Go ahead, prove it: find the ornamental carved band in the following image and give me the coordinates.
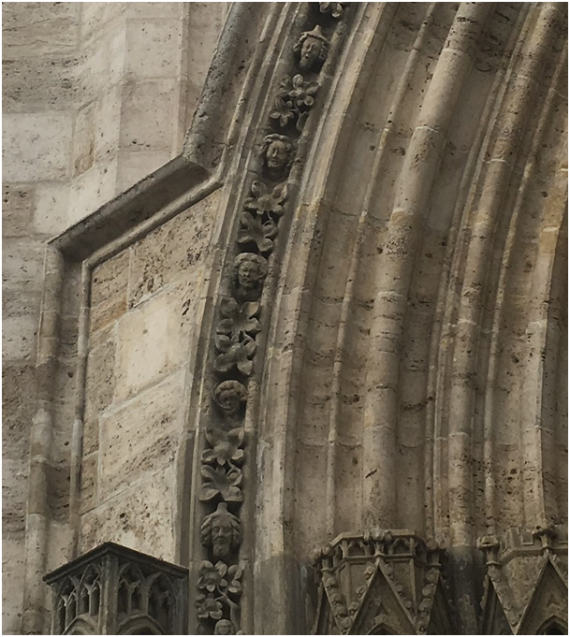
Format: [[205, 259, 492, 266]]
[[197, 4, 348, 634]]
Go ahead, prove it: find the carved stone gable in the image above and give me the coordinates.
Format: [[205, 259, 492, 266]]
[[478, 525, 568, 635], [311, 531, 455, 635], [44, 543, 188, 635]]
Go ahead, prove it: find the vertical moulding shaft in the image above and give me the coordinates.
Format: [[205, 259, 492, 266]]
[[362, 2, 492, 532], [22, 244, 65, 634]]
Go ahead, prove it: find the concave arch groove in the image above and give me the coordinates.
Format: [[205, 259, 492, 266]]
[[252, 2, 567, 633]]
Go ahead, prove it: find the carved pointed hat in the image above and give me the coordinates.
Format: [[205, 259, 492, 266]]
[[300, 24, 328, 44]]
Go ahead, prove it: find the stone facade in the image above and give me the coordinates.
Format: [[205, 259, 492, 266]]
[[2, 2, 568, 635]]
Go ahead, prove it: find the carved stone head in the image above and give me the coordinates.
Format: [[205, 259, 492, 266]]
[[213, 380, 247, 417], [201, 503, 241, 560], [233, 253, 268, 300], [261, 134, 294, 177], [294, 25, 329, 71], [214, 619, 236, 635]]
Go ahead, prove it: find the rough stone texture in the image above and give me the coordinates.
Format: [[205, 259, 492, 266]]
[[77, 190, 218, 566], [2, 2, 567, 635], [80, 468, 176, 562], [2, 3, 227, 633]]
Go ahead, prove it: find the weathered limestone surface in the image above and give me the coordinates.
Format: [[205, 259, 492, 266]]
[[78, 192, 218, 560], [2, 3, 227, 633], [2, 2, 568, 635]]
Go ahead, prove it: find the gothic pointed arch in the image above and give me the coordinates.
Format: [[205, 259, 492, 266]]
[[64, 616, 98, 636], [480, 581, 513, 635], [243, 2, 567, 633], [20, 1, 567, 634], [537, 617, 569, 635], [311, 532, 456, 635], [517, 558, 568, 635], [117, 616, 163, 635], [479, 526, 568, 634], [349, 563, 416, 635]]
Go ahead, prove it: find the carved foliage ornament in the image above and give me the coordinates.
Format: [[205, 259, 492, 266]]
[[319, 2, 346, 19], [199, 5, 349, 633], [270, 76, 320, 132]]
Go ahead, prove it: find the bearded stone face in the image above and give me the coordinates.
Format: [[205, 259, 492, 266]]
[[211, 518, 233, 558], [237, 259, 262, 289]]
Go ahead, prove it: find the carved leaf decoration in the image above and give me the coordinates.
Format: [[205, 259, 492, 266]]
[[197, 561, 228, 594], [214, 334, 256, 376], [250, 180, 267, 198], [237, 211, 278, 253], [215, 561, 228, 578], [296, 111, 309, 132], [244, 180, 288, 217], [277, 74, 293, 95], [228, 564, 243, 580], [202, 427, 245, 466], [218, 297, 261, 340], [270, 96, 297, 128], [227, 564, 244, 597], [290, 74, 319, 108], [319, 2, 345, 18], [200, 465, 243, 503], [196, 594, 224, 620]]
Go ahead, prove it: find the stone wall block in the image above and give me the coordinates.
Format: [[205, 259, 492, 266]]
[[2, 56, 82, 114], [67, 158, 118, 226], [72, 102, 96, 177], [81, 418, 99, 459], [124, 18, 184, 79], [99, 372, 184, 499], [115, 285, 193, 402], [80, 3, 127, 44], [127, 3, 183, 19], [92, 84, 123, 162], [84, 337, 116, 436], [79, 452, 98, 514], [33, 182, 70, 236], [1, 535, 26, 635], [2, 458, 29, 534], [79, 468, 174, 561], [44, 461, 71, 523], [89, 249, 129, 334], [2, 2, 80, 57], [2, 184, 34, 237], [115, 149, 172, 194], [81, 20, 127, 91], [128, 194, 216, 308], [58, 313, 79, 362], [2, 113, 73, 182], [2, 313, 39, 362], [2, 238, 45, 292], [2, 364, 37, 459], [119, 79, 178, 151]]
